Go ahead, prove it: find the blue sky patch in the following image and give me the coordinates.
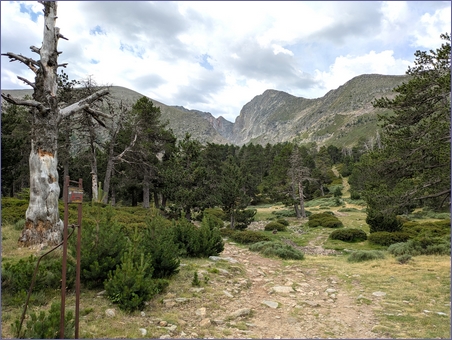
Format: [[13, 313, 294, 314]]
[[90, 25, 106, 36], [19, 3, 41, 23], [90, 59, 100, 65], [199, 54, 213, 70]]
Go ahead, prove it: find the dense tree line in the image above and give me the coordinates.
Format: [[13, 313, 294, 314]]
[[2, 92, 361, 224]]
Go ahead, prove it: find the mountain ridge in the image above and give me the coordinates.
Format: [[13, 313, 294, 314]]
[[1, 73, 409, 147]]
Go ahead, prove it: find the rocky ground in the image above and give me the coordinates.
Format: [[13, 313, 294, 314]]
[[130, 230, 389, 339]]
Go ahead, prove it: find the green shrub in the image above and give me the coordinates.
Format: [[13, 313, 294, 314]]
[[307, 213, 343, 228], [271, 209, 299, 218], [264, 221, 287, 232], [347, 250, 385, 263], [401, 220, 451, 239], [141, 214, 180, 278], [329, 228, 367, 242], [11, 302, 74, 339], [388, 237, 450, 256], [172, 218, 224, 258], [349, 191, 361, 200], [368, 231, 410, 246], [1, 198, 28, 224], [333, 186, 343, 197], [14, 219, 26, 231], [396, 254, 412, 264], [104, 251, 159, 313], [366, 209, 403, 233], [249, 241, 304, 260], [276, 219, 290, 226], [201, 208, 227, 221], [227, 230, 271, 244], [233, 209, 257, 230], [2, 254, 75, 295], [71, 208, 127, 289]]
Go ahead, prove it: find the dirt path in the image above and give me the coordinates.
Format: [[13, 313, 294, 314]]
[[162, 240, 385, 339], [210, 242, 384, 339]]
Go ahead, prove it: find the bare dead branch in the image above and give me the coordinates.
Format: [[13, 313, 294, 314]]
[[17, 76, 36, 89], [83, 107, 111, 128], [30, 46, 41, 54], [1, 52, 39, 73], [1, 93, 47, 112], [415, 189, 451, 200], [57, 33, 68, 41], [58, 88, 109, 123], [57, 63, 68, 68], [114, 133, 138, 162]]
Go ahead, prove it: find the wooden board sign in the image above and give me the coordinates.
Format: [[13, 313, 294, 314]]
[[68, 187, 84, 203]]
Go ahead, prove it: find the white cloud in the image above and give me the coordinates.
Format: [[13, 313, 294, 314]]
[[313, 50, 412, 94], [1, 1, 450, 122]]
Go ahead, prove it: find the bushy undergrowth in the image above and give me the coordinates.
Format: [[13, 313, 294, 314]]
[[72, 207, 127, 289], [401, 220, 450, 239], [388, 237, 451, 256], [367, 231, 410, 246], [366, 209, 403, 233], [1, 197, 28, 224], [2, 254, 75, 295], [271, 209, 299, 218], [307, 212, 344, 228], [11, 302, 74, 339], [276, 218, 290, 226], [347, 250, 385, 262], [220, 229, 271, 244], [172, 217, 224, 257], [198, 207, 227, 221], [104, 251, 160, 312], [234, 209, 257, 230], [264, 221, 287, 232], [249, 241, 304, 260], [329, 228, 367, 242]]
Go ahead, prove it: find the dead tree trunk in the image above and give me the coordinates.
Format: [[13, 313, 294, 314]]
[[1, 1, 109, 247]]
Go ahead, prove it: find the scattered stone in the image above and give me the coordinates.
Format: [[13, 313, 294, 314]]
[[105, 309, 115, 317], [159, 335, 171, 339], [212, 319, 225, 325], [272, 286, 293, 293], [423, 310, 431, 313], [262, 300, 279, 309], [200, 318, 211, 328], [302, 300, 321, 307], [196, 307, 207, 317], [436, 312, 448, 316], [372, 291, 386, 297], [175, 298, 189, 303], [223, 290, 234, 298], [97, 290, 106, 296], [209, 256, 238, 263], [191, 287, 205, 293], [139, 328, 147, 337], [229, 308, 252, 318], [218, 268, 231, 276], [164, 300, 176, 308], [159, 320, 168, 327], [357, 294, 366, 300], [325, 288, 337, 294], [140, 311, 146, 317], [166, 325, 177, 332]]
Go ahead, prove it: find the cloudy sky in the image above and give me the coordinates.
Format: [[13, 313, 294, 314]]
[[1, 1, 450, 122]]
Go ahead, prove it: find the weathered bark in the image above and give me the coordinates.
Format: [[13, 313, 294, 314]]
[[2, 2, 109, 246], [298, 181, 306, 218], [142, 172, 150, 208]]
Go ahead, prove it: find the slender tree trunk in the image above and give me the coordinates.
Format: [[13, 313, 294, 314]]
[[153, 192, 159, 209], [102, 151, 114, 204], [298, 181, 306, 218], [143, 171, 150, 208]]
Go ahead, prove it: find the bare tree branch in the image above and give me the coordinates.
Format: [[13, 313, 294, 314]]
[[114, 133, 138, 163], [1, 93, 47, 112], [17, 76, 36, 89], [58, 88, 109, 123], [415, 189, 451, 200], [1, 52, 39, 73], [30, 46, 41, 54], [83, 107, 111, 128]]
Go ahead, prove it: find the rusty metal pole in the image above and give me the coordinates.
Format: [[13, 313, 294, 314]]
[[60, 176, 69, 338], [75, 178, 83, 339]]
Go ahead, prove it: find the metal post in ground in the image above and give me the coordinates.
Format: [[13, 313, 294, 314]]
[[75, 178, 83, 338], [60, 175, 70, 338]]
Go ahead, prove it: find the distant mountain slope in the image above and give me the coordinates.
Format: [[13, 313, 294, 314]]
[[228, 74, 409, 146], [2, 73, 408, 147]]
